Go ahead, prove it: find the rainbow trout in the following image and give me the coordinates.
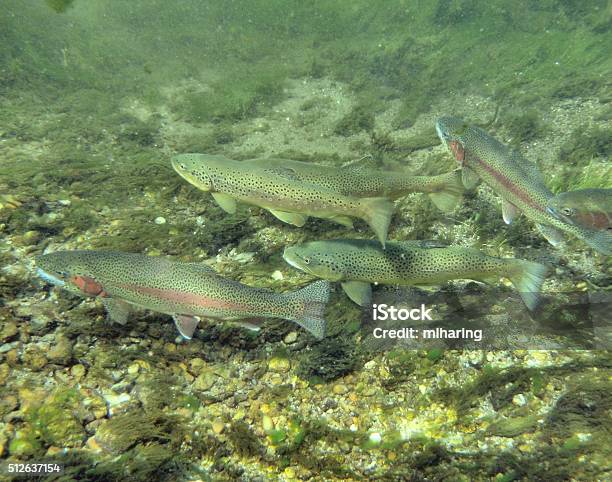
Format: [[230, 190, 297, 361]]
[[244, 157, 464, 212], [36, 250, 330, 339], [283, 239, 547, 310], [547, 188, 611, 231], [435, 117, 611, 255], [172, 154, 393, 247]]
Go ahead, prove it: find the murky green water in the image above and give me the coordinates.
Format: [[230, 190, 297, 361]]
[[0, 1, 610, 480]]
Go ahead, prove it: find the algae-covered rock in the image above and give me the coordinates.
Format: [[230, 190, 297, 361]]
[[47, 334, 74, 365]]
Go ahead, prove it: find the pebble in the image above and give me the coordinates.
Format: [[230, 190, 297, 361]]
[[154, 216, 166, 225], [193, 371, 217, 391], [262, 415, 274, 432], [512, 394, 528, 406], [283, 332, 298, 344], [127, 363, 140, 375], [70, 364, 86, 379], [212, 420, 225, 434], [332, 384, 348, 395], [272, 270, 284, 280], [268, 357, 290, 372], [22, 346, 48, 371], [0, 321, 19, 343], [47, 335, 73, 365]]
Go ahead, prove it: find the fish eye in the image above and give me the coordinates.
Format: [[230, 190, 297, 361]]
[[180, 163, 187, 170], [303, 257, 310, 264], [561, 207, 574, 216]]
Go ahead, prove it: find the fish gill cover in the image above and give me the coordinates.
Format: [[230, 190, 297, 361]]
[[0, 0, 610, 480]]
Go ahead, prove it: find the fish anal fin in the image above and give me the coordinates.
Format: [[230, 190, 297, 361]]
[[102, 298, 133, 325], [211, 192, 237, 214], [341, 281, 372, 307], [269, 209, 308, 227], [173, 314, 200, 340], [502, 199, 521, 225], [461, 167, 481, 189], [536, 224, 565, 247]]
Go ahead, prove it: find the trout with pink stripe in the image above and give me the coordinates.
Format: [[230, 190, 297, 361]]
[[435, 117, 611, 255], [36, 250, 329, 339]]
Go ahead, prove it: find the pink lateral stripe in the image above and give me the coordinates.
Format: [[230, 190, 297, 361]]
[[117, 283, 261, 313], [471, 152, 544, 213]]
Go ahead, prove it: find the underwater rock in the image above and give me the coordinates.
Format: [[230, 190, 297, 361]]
[[22, 345, 48, 371], [0, 321, 18, 343], [46, 334, 73, 365]]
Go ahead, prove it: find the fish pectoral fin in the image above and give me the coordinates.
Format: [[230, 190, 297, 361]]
[[341, 281, 372, 307], [326, 215, 354, 228], [102, 298, 133, 325], [211, 192, 237, 214], [461, 167, 481, 190], [502, 199, 521, 225], [269, 209, 308, 227], [536, 224, 565, 247], [173, 314, 200, 340]]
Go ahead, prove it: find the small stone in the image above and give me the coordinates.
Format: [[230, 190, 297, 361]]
[[22, 346, 48, 371], [211, 420, 225, 434], [333, 384, 348, 395], [0, 321, 18, 342], [154, 216, 166, 225], [0, 394, 18, 416], [512, 394, 528, 406], [0, 363, 10, 385], [268, 357, 290, 372], [70, 364, 86, 379], [86, 435, 103, 453], [272, 270, 284, 280], [47, 335, 73, 365], [283, 332, 298, 344], [189, 357, 207, 374], [193, 371, 217, 391], [127, 363, 140, 375]]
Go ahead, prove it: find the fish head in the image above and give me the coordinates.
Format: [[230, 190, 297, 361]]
[[283, 243, 346, 282], [36, 251, 108, 297], [171, 153, 226, 192], [546, 193, 577, 224], [435, 116, 470, 164]]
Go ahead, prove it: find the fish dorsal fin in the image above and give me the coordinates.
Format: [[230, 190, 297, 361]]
[[341, 281, 372, 306], [173, 314, 200, 339], [102, 298, 133, 325], [211, 192, 237, 214], [502, 199, 521, 224], [461, 167, 481, 189], [397, 240, 449, 249], [268, 209, 308, 227]]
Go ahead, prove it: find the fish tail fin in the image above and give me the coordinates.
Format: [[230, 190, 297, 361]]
[[428, 170, 464, 212], [361, 197, 394, 248], [285, 280, 330, 339], [579, 228, 612, 256], [507, 259, 548, 311]]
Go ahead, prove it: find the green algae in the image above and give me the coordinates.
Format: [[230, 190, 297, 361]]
[[11, 388, 86, 456]]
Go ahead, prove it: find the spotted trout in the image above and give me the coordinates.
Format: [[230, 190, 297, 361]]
[[36, 250, 330, 339], [435, 117, 611, 255], [244, 157, 464, 212], [172, 154, 393, 247], [547, 188, 611, 231], [283, 239, 547, 311]]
